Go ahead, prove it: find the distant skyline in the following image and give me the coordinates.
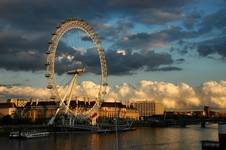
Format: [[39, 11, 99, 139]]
[[0, 0, 226, 109]]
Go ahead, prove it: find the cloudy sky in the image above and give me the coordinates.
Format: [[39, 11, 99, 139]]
[[0, 0, 226, 108]]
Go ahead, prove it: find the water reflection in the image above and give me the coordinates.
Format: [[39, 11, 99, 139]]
[[0, 124, 218, 150]]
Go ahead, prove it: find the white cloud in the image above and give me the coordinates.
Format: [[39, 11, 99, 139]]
[[116, 49, 126, 56], [199, 81, 226, 108], [0, 80, 226, 109]]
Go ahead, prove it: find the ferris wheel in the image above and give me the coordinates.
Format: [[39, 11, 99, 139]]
[[45, 18, 108, 125]]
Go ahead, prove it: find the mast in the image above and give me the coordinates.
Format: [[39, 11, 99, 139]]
[[114, 99, 119, 150]]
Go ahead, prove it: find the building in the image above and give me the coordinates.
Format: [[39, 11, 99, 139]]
[[23, 101, 58, 122], [132, 101, 164, 118], [21, 100, 139, 122], [0, 103, 17, 117], [7, 98, 29, 107], [99, 102, 139, 120]]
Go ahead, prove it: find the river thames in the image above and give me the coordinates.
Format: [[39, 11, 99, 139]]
[[0, 124, 218, 150]]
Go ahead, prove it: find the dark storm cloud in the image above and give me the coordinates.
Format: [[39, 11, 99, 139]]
[[197, 36, 226, 58], [0, 0, 104, 32], [55, 48, 180, 75], [192, 7, 226, 58], [2, 29, 179, 75], [183, 10, 201, 29], [60, 50, 178, 75], [0, 29, 49, 53], [93, 20, 134, 42], [148, 66, 182, 71], [198, 8, 226, 34], [1, 0, 225, 74], [106, 50, 177, 75], [0, 0, 191, 74], [105, 49, 179, 75], [0, 0, 192, 32], [0, 29, 49, 71], [0, 51, 45, 71], [170, 40, 196, 55], [114, 27, 196, 50], [170, 7, 226, 58], [176, 58, 185, 63], [0, 30, 79, 72], [107, 0, 192, 24]]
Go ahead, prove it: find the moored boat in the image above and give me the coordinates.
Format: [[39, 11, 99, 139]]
[[97, 127, 136, 134], [9, 130, 49, 139], [9, 131, 20, 139]]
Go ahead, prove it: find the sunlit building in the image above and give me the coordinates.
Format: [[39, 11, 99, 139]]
[[132, 101, 164, 118], [21, 100, 139, 122], [0, 103, 17, 117], [99, 102, 139, 120], [23, 101, 58, 122], [7, 98, 29, 107]]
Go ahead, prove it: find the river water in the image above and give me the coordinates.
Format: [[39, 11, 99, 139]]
[[0, 124, 218, 150]]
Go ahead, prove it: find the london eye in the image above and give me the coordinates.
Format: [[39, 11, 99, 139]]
[[45, 18, 108, 125]]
